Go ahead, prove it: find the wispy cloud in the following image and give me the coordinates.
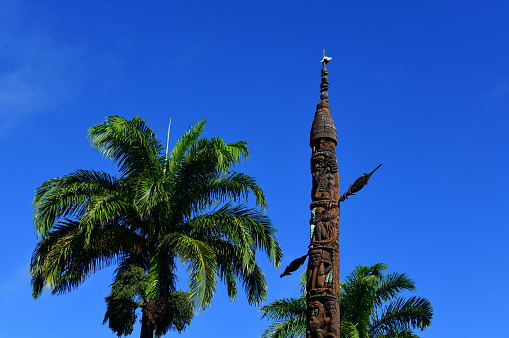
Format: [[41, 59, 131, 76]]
[[0, 0, 88, 135]]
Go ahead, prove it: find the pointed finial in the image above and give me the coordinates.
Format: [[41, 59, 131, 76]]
[[320, 50, 332, 102], [321, 50, 332, 67]]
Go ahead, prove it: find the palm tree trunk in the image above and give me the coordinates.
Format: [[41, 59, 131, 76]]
[[141, 251, 158, 338], [140, 311, 154, 338]]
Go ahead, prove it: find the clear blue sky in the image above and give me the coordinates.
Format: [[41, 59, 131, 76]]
[[1, 0, 508, 337]]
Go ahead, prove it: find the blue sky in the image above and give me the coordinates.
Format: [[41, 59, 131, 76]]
[[1, 0, 508, 337]]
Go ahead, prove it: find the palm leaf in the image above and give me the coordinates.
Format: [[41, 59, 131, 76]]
[[198, 172, 267, 211], [167, 291, 194, 332], [261, 318, 306, 338], [88, 115, 163, 177], [240, 263, 268, 306], [340, 320, 360, 338], [32, 170, 121, 239], [165, 233, 218, 312], [260, 296, 306, 322], [166, 119, 206, 176], [31, 219, 146, 297], [188, 204, 282, 268], [375, 272, 416, 307], [373, 328, 420, 338], [369, 296, 433, 337]]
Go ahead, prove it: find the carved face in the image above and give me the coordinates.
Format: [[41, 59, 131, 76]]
[[311, 156, 325, 173], [308, 300, 322, 320], [312, 150, 338, 173], [309, 252, 321, 265], [325, 301, 336, 313], [314, 207, 325, 221], [325, 174, 334, 187]]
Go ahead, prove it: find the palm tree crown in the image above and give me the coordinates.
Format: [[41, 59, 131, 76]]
[[31, 116, 282, 337], [260, 263, 432, 338]]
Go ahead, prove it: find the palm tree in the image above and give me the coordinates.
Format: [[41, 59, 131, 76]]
[[31, 116, 282, 338], [260, 263, 432, 338]]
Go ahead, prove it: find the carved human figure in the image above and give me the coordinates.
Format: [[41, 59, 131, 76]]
[[307, 300, 325, 338], [307, 250, 333, 295], [316, 254, 333, 290], [323, 173, 335, 200], [322, 301, 338, 338], [311, 155, 325, 198], [311, 208, 339, 245], [307, 251, 321, 291], [315, 220, 328, 241], [311, 151, 334, 194], [312, 165, 337, 201], [312, 207, 328, 242]]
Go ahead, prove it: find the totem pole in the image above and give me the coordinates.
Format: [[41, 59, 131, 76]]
[[306, 52, 340, 338], [279, 52, 381, 338]]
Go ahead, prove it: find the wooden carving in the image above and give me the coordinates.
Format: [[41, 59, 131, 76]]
[[306, 97, 340, 338]]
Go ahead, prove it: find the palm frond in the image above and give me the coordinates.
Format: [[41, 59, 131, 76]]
[[155, 253, 178, 298], [188, 204, 282, 268], [375, 272, 416, 307], [355, 263, 388, 281], [299, 270, 307, 295], [340, 320, 360, 338], [204, 239, 241, 302], [133, 168, 168, 219], [82, 192, 131, 242], [167, 291, 194, 332], [166, 119, 206, 176], [165, 233, 218, 312], [369, 296, 433, 337], [113, 252, 150, 280], [31, 219, 146, 298], [225, 141, 250, 163], [146, 253, 162, 299], [241, 263, 268, 306], [88, 115, 163, 177], [32, 170, 120, 239], [200, 235, 271, 306], [373, 328, 420, 338], [187, 137, 249, 173], [103, 265, 147, 337], [260, 296, 306, 322], [197, 172, 267, 211], [261, 317, 306, 338], [168, 137, 258, 220], [341, 264, 383, 328]]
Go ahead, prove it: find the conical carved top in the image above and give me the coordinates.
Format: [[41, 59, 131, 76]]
[[310, 52, 337, 146]]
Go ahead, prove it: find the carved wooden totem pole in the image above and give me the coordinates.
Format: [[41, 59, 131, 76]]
[[279, 52, 380, 337], [306, 53, 340, 338]]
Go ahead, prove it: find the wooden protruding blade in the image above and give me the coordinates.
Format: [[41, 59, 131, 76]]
[[280, 254, 308, 278], [339, 164, 382, 202]]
